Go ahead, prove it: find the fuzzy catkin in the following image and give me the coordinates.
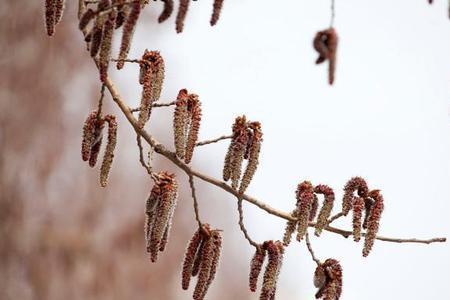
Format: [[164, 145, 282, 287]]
[[260, 241, 283, 300], [239, 122, 262, 194], [158, 0, 174, 23], [79, 8, 96, 31], [117, 0, 141, 69], [249, 246, 267, 292], [181, 227, 204, 289], [81, 111, 99, 161], [352, 196, 364, 242], [176, 0, 190, 33], [45, 0, 56, 36], [229, 116, 249, 190], [184, 94, 202, 164], [145, 184, 161, 252], [54, 0, 65, 24], [342, 177, 369, 216], [193, 232, 215, 300], [295, 181, 315, 241], [199, 230, 222, 300], [88, 117, 105, 167], [99, 9, 117, 82], [363, 190, 384, 257], [90, 0, 111, 58], [174, 89, 189, 159], [314, 185, 335, 236], [315, 259, 343, 300], [99, 115, 117, 187], [313, 28, 339, 85], [210, 0, 224, 26]]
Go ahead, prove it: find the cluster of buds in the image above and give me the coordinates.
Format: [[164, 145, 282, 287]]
[[176, 0, 226, 33], [223, 116, 263, 194], [173, 89, 202, 164], [314, 258, 343, 300], [248, 240, 284, 300], [81, 110, 118, 187], [342, 177, 384, 256], [145, 172, 178, 262], [283, 181, 335, 245], [313, 27, 338, 85], [138, 50, 165, 129], [44, 0, 65, 36], [181, 224, 223, 300]]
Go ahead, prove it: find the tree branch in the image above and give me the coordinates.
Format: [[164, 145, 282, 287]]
[[196, 134, 232, 147]]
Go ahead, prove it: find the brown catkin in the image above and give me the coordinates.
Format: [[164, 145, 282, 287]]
[[115, 4, 130, 29], [295, 181, 314, 241], [148, 173, 178, 262], [176, 0, 190, 33], [362, 190, 384, 257], [145, 183, 161, 252], [159, 0, 174, 23], [342, 177, 369, 216], [193, 232, 215, 300], [352, 196, 364, 242], [210, 0, 224, 26], [222, 143, 234, 181], [78, 0, 87, 19], [54, 0, 65, 24], [99, 9, 117, 83], [249, 246, 267, 292], [184, 94, 202, 164], [199, 230, 222, 300], [99, 115, 117, 187], [45, 0, 56, 36], [239, 122, 262, 194], [81, 111, 99, 162], [282, 210, 297, 246], [79, 8, 96, 31], [117, 0, 141, 69], [191, 237, 205, 277], [230, 116, 249, 190], [90, 0, 111, 58], [314, 185, 335, 236], [260, 241, 283, 300], [182, 228, 203, 289], [88, 117, 105, 167], [315, 258, 343, 300], [309, 194, 319, 222], [313, 28, 339, 85], [174, 89, 189, 159]]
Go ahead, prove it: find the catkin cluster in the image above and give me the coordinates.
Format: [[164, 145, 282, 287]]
[[181, 225, 223, 300], [176, 0, 225, 33], [145, 172, 178, 262], [223, 116, 263, 193], [313, 27, 338, 85], [173, 89, 202, 164], [248, 241, 284, 300], [81, 111, 118, 187], [44, 0, 66, 36], [283, 181, 335, 245], [138, 50, 165, 129], [314, 258, 343, 300]]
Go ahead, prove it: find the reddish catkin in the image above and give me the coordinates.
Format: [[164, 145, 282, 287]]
[[239, 122, 262, 194], [296, 181, 315, 241], [352, 196, 364, 242], [318, 258, 343, 300], [313, 28, 339, 85], [174, 89, 189, 159], [309, 194, 319, 222], [191, 237, 205, 277], [342, 177, 369, 216], [117, 0, 141, 69], [363, 190, 384, 257], [90, 0, 111, 58], [282, 210, 298, 246], [249, 245, 267, 292], [158, 0, 174, 23], [314, 185, 335, 236], [231, 116, 249, 190], [260, 241, 284, 300], [182, 229, 207, 290], [81, 111, 99, 161], [99, 115, 117, 187], [362, 197, 375, 230], [54, 0, 65, 24], [145, 183, 161, 252], [184, 94, 202, 164], [99, 9, 117, 83], [176, 0, 190, 33], [88, 117, 106, 167], [193, 232, 216, 300], [115, 3, 130, 29], [199, 230, 222, 300], [210, 0, 224, 26], [44, 0, 56, 36], [148, 173, 178, 262], [79, 8, 96, 31]]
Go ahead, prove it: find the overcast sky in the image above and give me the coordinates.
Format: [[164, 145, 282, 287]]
[[109, 0, 450, 299]]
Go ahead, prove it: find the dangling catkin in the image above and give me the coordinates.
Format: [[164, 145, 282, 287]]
[[184, 94, 202, 164], [313, 28, 339, 85], [88, 116, 105, 167], [239, 122, 262, 194], [79, 8, 96, 31], [295, 181, 314, 241], [174, 89, 189, 159], [352, 196, 364, 242], [90, 0, 111, 58], [176, 0, 190, 33], [198, 230, 222, 300], [314, 259, 343, 300], [314, 184, 335, 236], [159, 0, 174, 23], [210, 0, 224, 26], [342, 177, 368, 216], [249, 245, 267, 292], [362, 190, 384, 257], [260, 241, 284, 300], [99, 8, 117, 82], [44, 0, 56, 36], [81, 111, 99, 162], [54, 0, 65, 24], [99, 115, 117, 187], [117, 0, 141, 69]]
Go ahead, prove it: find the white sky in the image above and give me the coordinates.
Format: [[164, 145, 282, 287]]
[[109, 0, 450, 299]]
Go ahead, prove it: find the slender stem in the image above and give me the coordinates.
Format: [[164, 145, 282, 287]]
[[130, 101, 176, 112], [305, 232, 321, 266], [237, 197, 259, 248], [111, 58, 141, 64], [100, 57, 446, 247], [136, 134, 159, 181], [196, 134, 233, 147], [326, 212, 344, 226], [188, 174, 203, 228]]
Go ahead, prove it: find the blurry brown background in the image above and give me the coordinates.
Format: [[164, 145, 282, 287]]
[[0, 2, 252, 299]]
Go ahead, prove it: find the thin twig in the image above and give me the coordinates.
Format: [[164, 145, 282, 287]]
[[136, 134, 158, 181], [305, 232, 321, 266], [111, 58, 141, 64], [237, 197, 259, 248], [101, 66, 447, 246], [326, 212, 344, 226], [188, 174, 203, 228], [196, 134, 233, 147], [130, 101, 176, 112]]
